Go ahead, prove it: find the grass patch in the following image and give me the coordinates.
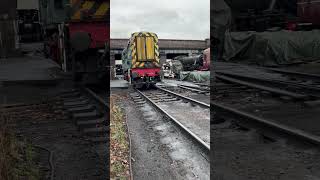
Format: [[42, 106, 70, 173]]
[[0, 112, 40, 180], [110, 96, 130, 179]]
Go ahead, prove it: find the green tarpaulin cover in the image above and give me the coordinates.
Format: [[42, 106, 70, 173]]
[[180, 71, 210, 82], [223, 30, 320, 66]]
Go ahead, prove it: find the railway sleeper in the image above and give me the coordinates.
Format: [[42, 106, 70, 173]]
[[83, 126, 109, 137], [59, 92, 81, 99], [62, 96, 88, 103], [66, 104, 96, 114], [72, 110, 103, 121], [77, 118, 106, 130], [64, 99, 90, 108]]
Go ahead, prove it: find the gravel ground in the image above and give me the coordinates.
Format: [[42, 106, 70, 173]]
[[114, 89, 209, 179], [158, 101, 210, 145], [8, 108, 107, 179], [1, 82, 108, 179]]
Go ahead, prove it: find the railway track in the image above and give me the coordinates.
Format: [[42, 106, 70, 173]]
[[212, 101, 320, 146], [176, 84, 210, 94], [216, 70, 320, 100], [265, 67, 320, 85], [132, 86, 210, 151], [60, 87, 108, 143], [213, 66, 320, 147], [213, 63, 320, 178]]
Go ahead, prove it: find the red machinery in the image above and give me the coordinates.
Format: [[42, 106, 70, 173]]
[[200, 48, 210, 71], [65, 0, 109, 84], [297, 0, 320, 25]]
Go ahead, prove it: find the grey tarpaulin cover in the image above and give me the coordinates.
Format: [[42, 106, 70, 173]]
[[180, 71, 210, 82], [223, 30, 320, 66]]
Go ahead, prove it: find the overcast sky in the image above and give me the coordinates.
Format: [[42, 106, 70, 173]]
[[111, 0, 210, 40]]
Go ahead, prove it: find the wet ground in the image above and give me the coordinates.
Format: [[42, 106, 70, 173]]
[[112, 89, 210, 179], [158, 99, 210, 145]]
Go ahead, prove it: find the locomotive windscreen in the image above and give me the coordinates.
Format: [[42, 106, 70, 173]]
[[136, 36, 156, 61]]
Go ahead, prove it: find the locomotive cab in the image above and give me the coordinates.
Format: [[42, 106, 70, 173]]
[[122, 32, 161, 88]]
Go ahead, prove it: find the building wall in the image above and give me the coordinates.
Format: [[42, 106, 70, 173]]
[[110, 38, 209, 74], [17, 0, 39, 10], [111, 38, 209, 50], [40, 0, 69, 26]]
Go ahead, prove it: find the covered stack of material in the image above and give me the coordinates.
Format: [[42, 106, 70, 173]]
[[223, 30, 320, 66], [0, 1, 18, 58], [212, 0, 232, 60], [171, 60, 183, 77], [180, 71, 210, 83]]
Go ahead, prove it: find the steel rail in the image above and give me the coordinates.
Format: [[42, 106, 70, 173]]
[[212, 101, 320, 146], [215, 74, 309, 100], [81, 87, 109, 111], [156, 85, 210, 108], [135, 88, 210, 151], [265, 68, 320, 82], [177, 84, 209, 94], [194, 83, 210, 87], [217, 71, 320, 97]]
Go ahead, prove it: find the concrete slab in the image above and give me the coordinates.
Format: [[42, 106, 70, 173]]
[[110, 80, 128, 89], [0, 55, 65, 84]]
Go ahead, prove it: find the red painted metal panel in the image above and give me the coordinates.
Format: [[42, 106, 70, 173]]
[[132, 68, 161, 77], [69, 21, 109, 48], [297, 0, 320, 25], [199, 48, 210, 71]]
